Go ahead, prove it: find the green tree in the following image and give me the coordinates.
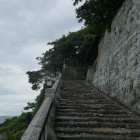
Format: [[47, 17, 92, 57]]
[[24, 102, 35, 111], [33, 88, 45, 115], [39, 27, 94, 71], [26, 70, 44, 90], [73, 0, 125, 36], [27, 27, 94, 90], [0, 112, 32, 140], [0, 88, 46, 140]]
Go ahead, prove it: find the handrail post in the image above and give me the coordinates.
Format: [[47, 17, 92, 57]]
[[44, 77, 61, 140], [44, 102, 57, 140]]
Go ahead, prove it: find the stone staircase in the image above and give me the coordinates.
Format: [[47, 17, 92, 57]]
[[54, 81, 140, 140]]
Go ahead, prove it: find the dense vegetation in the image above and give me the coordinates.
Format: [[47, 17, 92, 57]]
[[0, 0, 125, 139], [0, 89, 46, 140], [74, 0, 125, 36], [27, 26, 95, 90]]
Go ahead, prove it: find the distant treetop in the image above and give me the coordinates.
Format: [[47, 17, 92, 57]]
[[73, 0, 125, 36]]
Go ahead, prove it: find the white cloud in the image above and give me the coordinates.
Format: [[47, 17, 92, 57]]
[[0, 0, 84, 116], [0, 69, 39, 115]]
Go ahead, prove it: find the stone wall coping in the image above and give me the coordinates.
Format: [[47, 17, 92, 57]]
[[21, 76, 61, 140], [45, 76, 61, 97], [52, 80, 59, 91], [20, 97, 53, 140]]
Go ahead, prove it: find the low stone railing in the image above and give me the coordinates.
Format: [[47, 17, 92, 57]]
[[63, 59, 84, 68], [20, 76, 61, 140]]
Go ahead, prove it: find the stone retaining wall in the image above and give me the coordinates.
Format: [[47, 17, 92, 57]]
[[91, 0, 140, 113]]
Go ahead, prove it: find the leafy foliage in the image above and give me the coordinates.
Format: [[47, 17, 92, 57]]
[[26, 70, 52, 90], [74, 0, 125, 36], [32, 89, 45, 115], [0, 112, 32, 140], [40, 28, 89, 71], [24, 102, 35, 111], [0, 89, 46, 140], [26, 70, 44, 90], [27, 27, 95, 90]]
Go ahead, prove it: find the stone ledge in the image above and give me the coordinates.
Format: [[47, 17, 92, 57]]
[[20, 97, 53, 140]]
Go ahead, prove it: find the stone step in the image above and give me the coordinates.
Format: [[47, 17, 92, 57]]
[[59, 99, 69, 101], [60, 97, 107, 100], [60, 97, 106, 100], [61, 93, 92, 95], [61, 91, 92, 93], [59, 101, 114, 104], [58, 105, 121, 110], [59, 104, 118, 108], [59, 102, 120, 107], [57, 133, 138, 140], [59, 101, 115, 104], [59, 99, 114, 103], [60, 93, 102, 96], [56, 116, 140, 123], [56, 109, 130, 115], [55, 127, 140, 137], [60, 95, 106, 99], [55, 112, 136, 118], [55, 81, 140, 140], [54, 121, 140, 129]]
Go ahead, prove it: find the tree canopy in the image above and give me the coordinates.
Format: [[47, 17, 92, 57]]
[[39, 27, 94, 69], [27, 27, 95, 90], [0, 89, 46, 140], [74, 0, 125, 36]]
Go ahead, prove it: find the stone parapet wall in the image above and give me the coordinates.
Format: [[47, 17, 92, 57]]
[[62, 67, 85, 81], [91, 0, 140, 113]]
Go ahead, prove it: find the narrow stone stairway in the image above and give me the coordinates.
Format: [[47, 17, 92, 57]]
[[54, 81, 140, 140]]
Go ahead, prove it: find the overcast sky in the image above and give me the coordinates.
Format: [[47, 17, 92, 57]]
[[0, 0, 84, 116]]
